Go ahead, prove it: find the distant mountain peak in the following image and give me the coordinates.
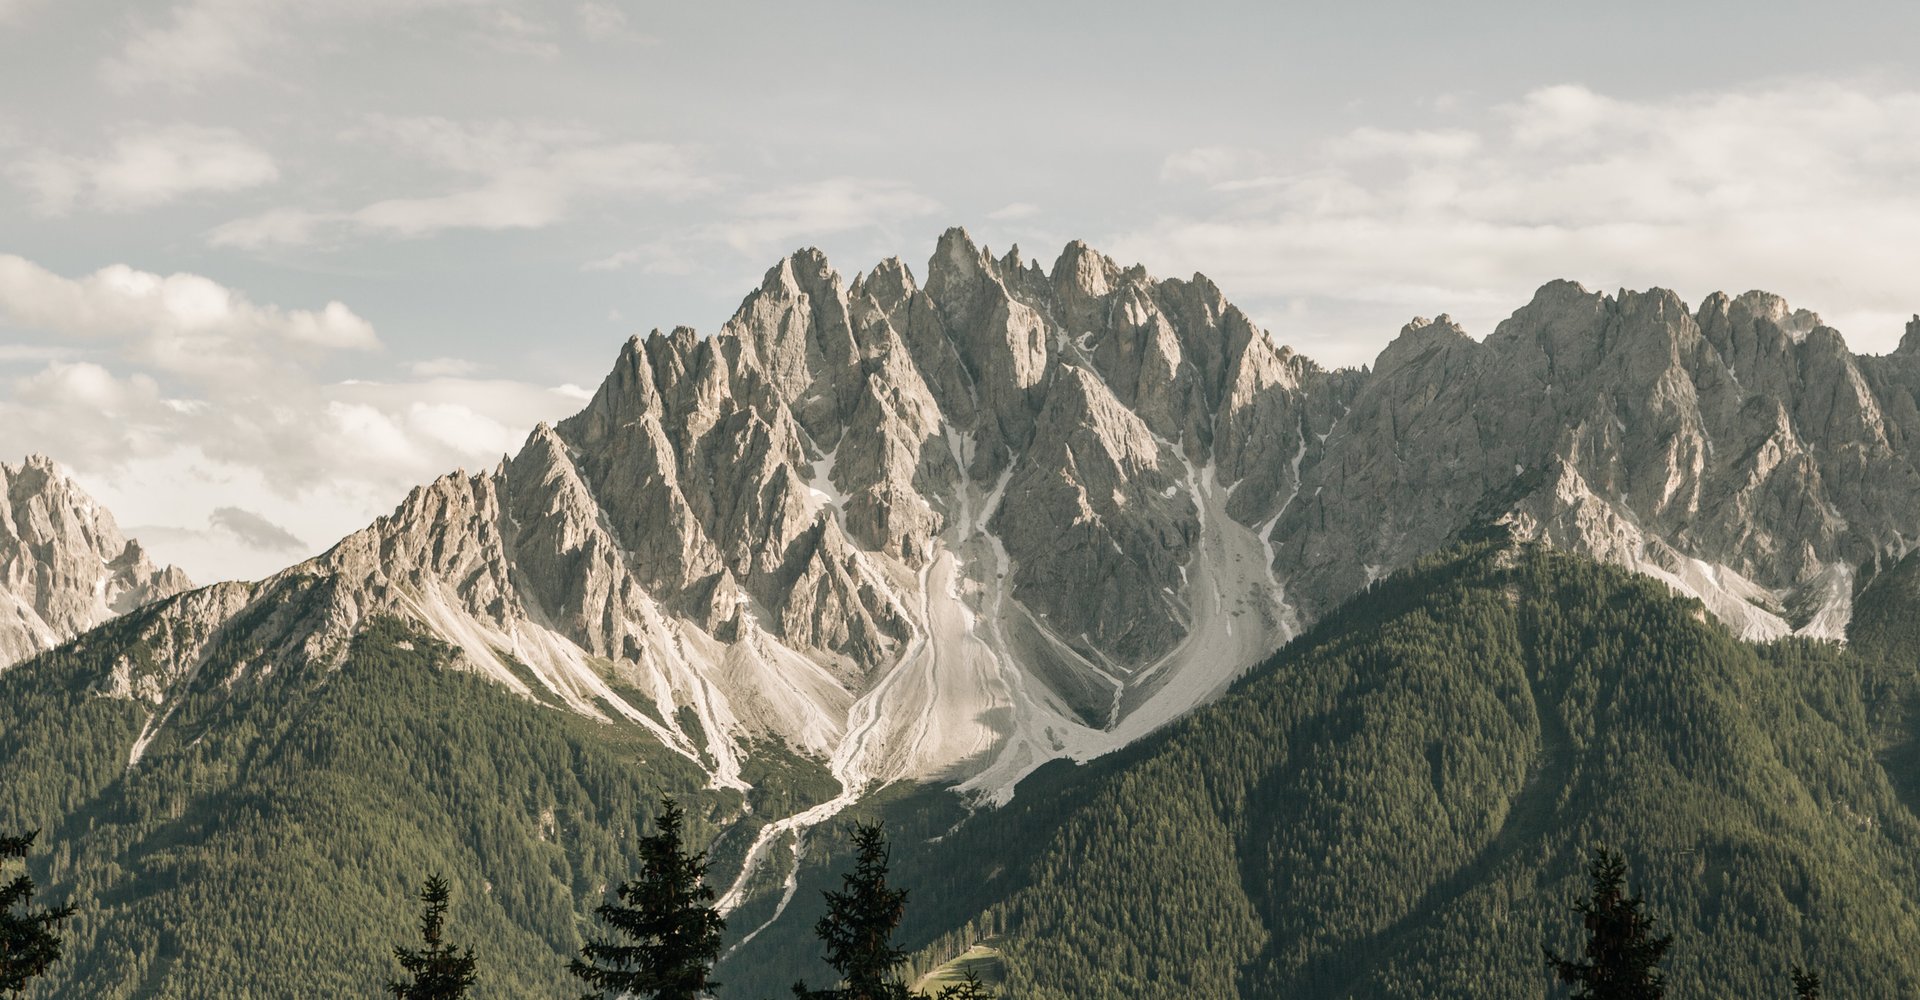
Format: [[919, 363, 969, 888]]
[[29, 231, 1920, 810], [0, 455, 192, 667]]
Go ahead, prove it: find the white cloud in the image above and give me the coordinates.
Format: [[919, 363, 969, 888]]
[[584, 177, 940, 273], [408, 356, 481, 377], [0, 327, 591, 584], [208, 505, 306, 552], [576, 1, 624, 34], [721, 178, 940, 254], [0, 255, 376, 381], [477, 9, 558, 58], [10, 125, 278, 214], [100, 0, 513, 92], [103, 0, 276, 92], [988, 201, 1040, 221], [1125, 81, 1920, 366], [211, 117, 710, 246]]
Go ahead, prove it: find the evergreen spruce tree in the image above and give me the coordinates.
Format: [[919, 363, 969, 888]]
[[1, 830, 74, 995], [385, 874, 477, 1000], [933, 968, 1002, 999], [570, 797, 725, 1000], [793, 822, 913, 1000], [1791, 966, 1821, 999], [1543, 848, 1672, 1000]]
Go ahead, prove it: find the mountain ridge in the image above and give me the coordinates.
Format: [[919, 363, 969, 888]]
[[19, 226, 1920, 824]]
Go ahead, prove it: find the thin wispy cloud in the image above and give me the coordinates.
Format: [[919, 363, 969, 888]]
[[208, 505, 306, 552], [210, 117, 711, 247], [589, 177, 942, 273], [9, 124, 278, 214]]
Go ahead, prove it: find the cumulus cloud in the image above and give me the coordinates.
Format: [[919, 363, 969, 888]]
[[0, 255, 377, 381], [0, 254, 591, 582], [1119, 81, 1920, 366], [0, 361, 590, 583], [211, 117, 710, 247], [9, 124, 278, 214]]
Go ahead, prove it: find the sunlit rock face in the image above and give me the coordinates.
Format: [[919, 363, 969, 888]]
[[0, 455, 191, 668], [41, 231, 1920, 805]]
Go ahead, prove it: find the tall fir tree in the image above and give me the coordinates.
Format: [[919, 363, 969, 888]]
[[1791, 966, 1821, 999], [570, 797, 725, 1000], [385, 874, 477, 1000], [1, 830, 74, 996], [794, 822, 913, 1000], [1543, 847, 1672, 1000]]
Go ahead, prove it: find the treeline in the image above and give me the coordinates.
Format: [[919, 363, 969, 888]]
[[783, 541, 1920, 998], [4, 810, 1843, 998], [12, 543, 1920, 996], [2, 802, 998, 999]]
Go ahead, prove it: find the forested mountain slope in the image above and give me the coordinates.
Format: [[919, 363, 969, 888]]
[[726, 540, 1920, 998], [0, 603, 831, 998], [10, 537, 1920, 996]]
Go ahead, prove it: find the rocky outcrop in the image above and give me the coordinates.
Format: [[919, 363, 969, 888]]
[[0, 455, 191, 667], [39, 229, 1920, 810], [1268, 283, 1920, 640]]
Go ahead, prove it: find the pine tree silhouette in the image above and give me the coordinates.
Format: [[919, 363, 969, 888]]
[[1, 830, 74, 995], [386, 874, 477, 1000], [794, 822, 914, 1000], [1791, 966, 1821, 999], [570, 797, 725, 1000], [1543, 847, 1672, 1000]]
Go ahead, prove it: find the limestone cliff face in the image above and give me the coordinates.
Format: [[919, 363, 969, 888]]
[[0, 456, 191, 667], [1269, 284, 1920, 640], [42, 231, 1920, 805]]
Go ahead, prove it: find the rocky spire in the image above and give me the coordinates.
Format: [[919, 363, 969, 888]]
[[0, 455, 192, 668]]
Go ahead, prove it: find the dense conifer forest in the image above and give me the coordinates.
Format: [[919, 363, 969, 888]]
[[9, 541, 1920, 996], [727, 542, 1920, 998]]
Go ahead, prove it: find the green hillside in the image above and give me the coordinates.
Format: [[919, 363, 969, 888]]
[[12, 541, 1920, 997], [0, 606, 805, 998], [728, 541, 1920, 998]]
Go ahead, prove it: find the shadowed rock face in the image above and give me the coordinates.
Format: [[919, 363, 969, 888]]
[[1273, 285, 1920, 639], [36, 230, 1920, 801], [0, 455, 192, 667]]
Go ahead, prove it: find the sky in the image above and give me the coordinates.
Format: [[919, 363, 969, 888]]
[[4, 0, 1920, 583]]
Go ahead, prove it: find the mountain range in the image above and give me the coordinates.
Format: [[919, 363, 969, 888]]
[[7, 228, 1920, 996]]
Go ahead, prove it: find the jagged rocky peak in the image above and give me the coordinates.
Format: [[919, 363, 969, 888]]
[[42, 230, 1920, 810], [0, 455, 192, 667], [1271, 277, 1920, 640]]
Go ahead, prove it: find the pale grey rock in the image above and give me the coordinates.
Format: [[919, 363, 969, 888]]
[[35, 230, 1920, 812], [0, 455, 191, 667]]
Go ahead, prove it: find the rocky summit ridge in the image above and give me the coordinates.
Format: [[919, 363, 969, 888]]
[[39, 230, 1920, 821], [0, 455, 192, 667]]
